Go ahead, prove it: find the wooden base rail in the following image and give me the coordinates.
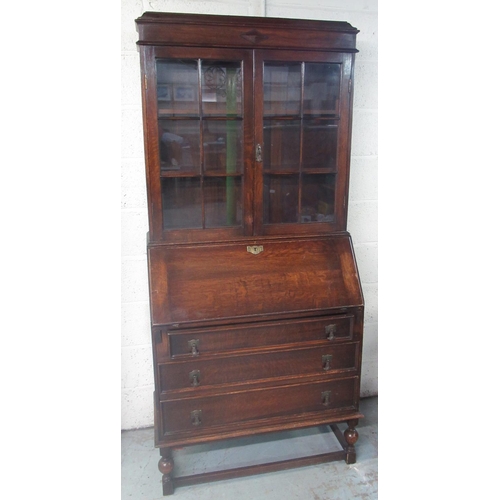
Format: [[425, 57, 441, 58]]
[[159, 421, 360, 495]]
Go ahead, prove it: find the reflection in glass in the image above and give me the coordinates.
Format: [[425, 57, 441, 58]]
[[264, 175, 299, 224], [303, 120, 338, 170], [264, 63, 301, 116], [301, 174, 336, 223], [205, 177, 242, 227], [158, 120, 200, 172], [202, 61, 242, 116], [264, 120, 300, 171], [162, 177, 202, 229], [304, 63, 341, 116], [203, 120, 243, 173], [156, 60, 199, 116]]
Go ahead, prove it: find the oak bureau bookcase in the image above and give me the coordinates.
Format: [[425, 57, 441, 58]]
[[135, 11, 364, 495]]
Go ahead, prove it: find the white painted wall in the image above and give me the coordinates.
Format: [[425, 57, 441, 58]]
[[121, 0, 378, 429]]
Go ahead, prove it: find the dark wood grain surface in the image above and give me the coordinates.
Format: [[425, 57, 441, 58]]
[[161, 376, 358, 434], [136, 11, 363, 494], [166, 314, 356, 358], [149, 235, 362, 325]]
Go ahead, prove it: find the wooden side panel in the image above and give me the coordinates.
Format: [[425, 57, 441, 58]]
[[148, 236, 363, 325]]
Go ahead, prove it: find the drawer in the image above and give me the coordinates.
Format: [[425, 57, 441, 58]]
[[167, 315, 355, 358], [160, 377, 357, 434], [159, 342, 358, 393]]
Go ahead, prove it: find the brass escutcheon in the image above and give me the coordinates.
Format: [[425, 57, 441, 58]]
[[247, 245, 264, 255]]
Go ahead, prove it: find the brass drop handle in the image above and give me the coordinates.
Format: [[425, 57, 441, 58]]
[[322, 354, 332, 371], [190, 409, 202, 426], [322, 390, 332, 406], [189, 370, 201, 387], [325, 324, 337, 341], [188, 339, 199, 356]]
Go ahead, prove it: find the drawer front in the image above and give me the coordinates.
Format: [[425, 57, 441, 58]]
[[161, 377, 357, 434], [159, 342, 358, 393], [168, 315, 355, 358]]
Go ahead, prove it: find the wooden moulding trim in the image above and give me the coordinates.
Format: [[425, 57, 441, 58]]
[[147, 230, 352, 248], [157, 409, 364, 448], [166, 312, 356, 336], [136, 16, 358, 52], [151, 306, 364, 330], [156, 305, 363, 331], [137, 41, 359, 54], [136, 12, 360, 34]]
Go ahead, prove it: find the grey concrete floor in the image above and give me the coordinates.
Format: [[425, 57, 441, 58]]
[[122, 396, 377, 499]]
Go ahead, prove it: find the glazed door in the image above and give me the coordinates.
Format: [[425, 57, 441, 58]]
[[141, 46, 254, 242], [253, 51, 353, 236], [141, 46, 353, 242]]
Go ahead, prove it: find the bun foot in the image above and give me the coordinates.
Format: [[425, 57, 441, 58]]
[[344, 419, 359, 464], [159, 448, 174, 495]]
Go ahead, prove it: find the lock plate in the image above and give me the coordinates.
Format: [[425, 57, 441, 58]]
[[247, 245, 264, 255], [256, 143, 263, 162]]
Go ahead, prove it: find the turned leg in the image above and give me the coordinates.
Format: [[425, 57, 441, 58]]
[[344, 419, 359, 464], [158, 448, 174, 495]]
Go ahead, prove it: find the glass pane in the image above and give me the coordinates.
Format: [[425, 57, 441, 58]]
[[158, 120, 200, 173], [303, 63, 341, 116], [264, 63, 301, 116], [202, 61, 242, 117], [301, 174, 336, 223], [205, 177, 242, 227], [156, 60, 199, 116], [203, 120, 243, 173], [264, 120, 300, 171], [263, 175, 299, 224], [162, 177, 202, 229], [302, 120, 338, 170]]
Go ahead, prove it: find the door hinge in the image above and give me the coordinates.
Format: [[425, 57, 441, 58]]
[[144, 75, 148, 90], [348, 79, 352, 93]]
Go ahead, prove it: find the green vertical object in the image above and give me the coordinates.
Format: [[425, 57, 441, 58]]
[[226, 67, 237, 225]]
